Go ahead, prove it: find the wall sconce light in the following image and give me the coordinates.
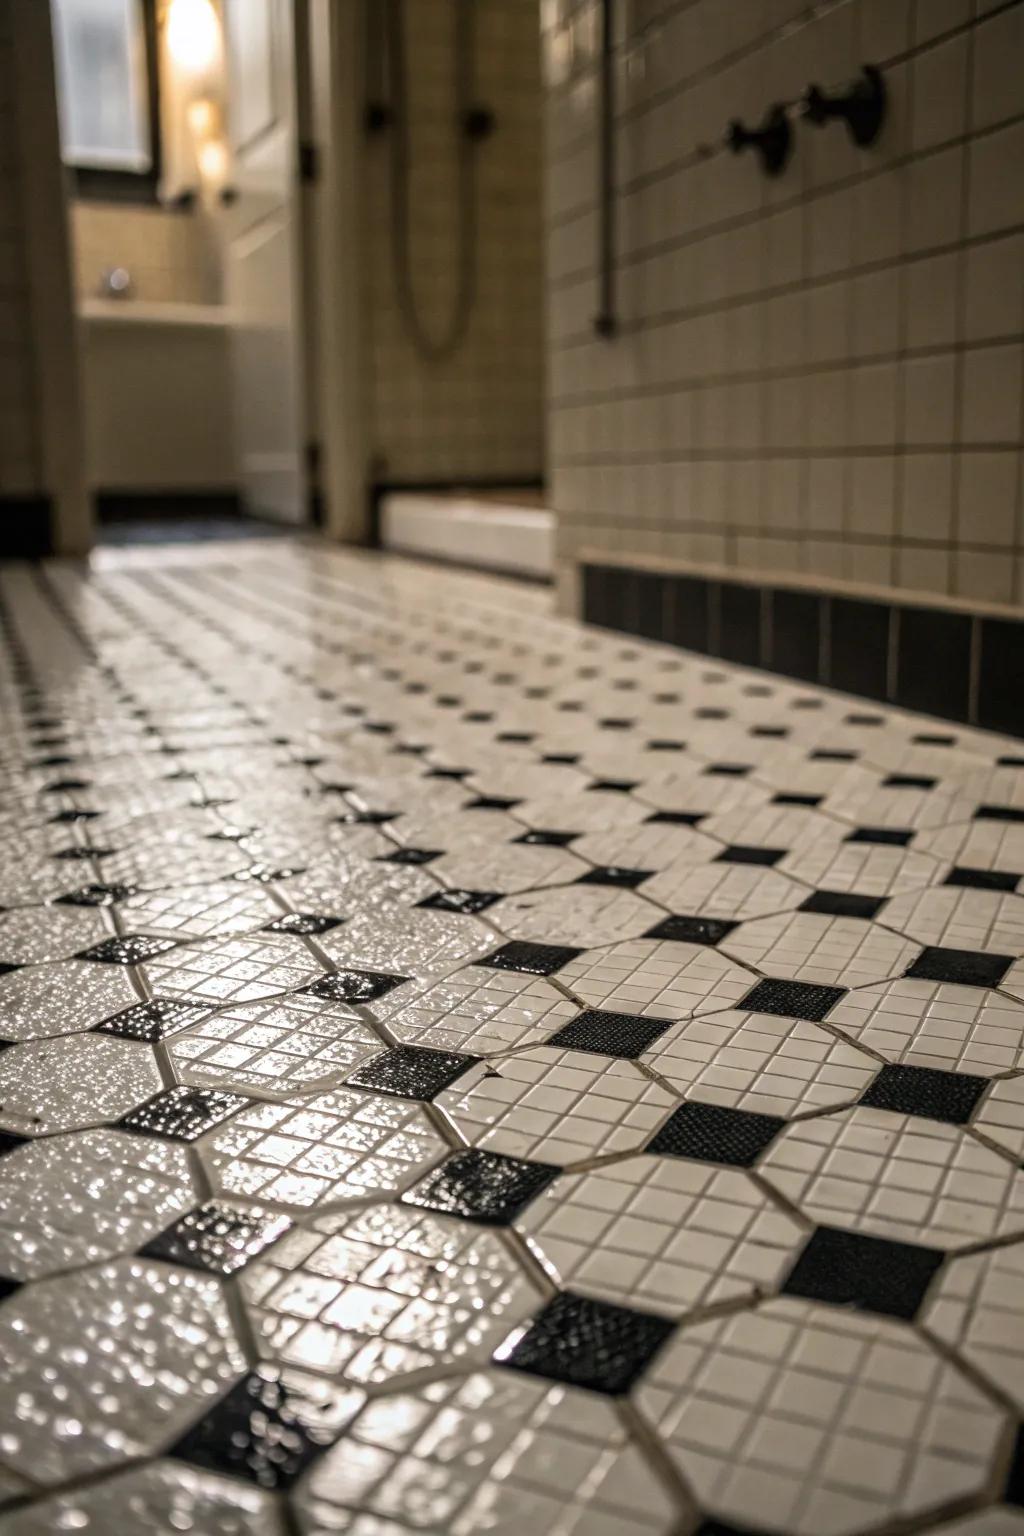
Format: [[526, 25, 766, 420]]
[[166, 0, 221, 74]]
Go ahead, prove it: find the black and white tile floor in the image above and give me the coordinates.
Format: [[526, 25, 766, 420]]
[[0, 541, 1023, 1535]]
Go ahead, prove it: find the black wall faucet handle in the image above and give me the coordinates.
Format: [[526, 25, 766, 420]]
[[802, 64, 886, 146], [726, 104, 792, 176]]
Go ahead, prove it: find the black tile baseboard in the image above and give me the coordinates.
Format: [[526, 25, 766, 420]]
[[582, 561, 1024, 739], [0, 496, 53, 558]]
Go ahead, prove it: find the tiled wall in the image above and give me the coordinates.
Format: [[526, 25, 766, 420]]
[[0, 0, 37, 497], [545, 0, 1024, 611], [363, 0, 544, 486], [70, 202, 222, 306]]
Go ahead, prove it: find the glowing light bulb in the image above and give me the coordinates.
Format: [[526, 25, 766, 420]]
[[166, 0, 220, 73], [197, 138, 228, 181]]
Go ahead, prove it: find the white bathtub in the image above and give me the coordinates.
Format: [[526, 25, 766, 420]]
[[78, 299, 237, 494]]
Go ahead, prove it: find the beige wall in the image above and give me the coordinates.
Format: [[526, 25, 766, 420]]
[[0, 0, 38, 496], [546, 0, 1024, 610], [363, 0, 544, 486], [71, 202, 222, 306]]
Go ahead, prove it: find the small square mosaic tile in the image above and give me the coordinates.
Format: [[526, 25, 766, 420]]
[[2, 542, 1022, 1533]]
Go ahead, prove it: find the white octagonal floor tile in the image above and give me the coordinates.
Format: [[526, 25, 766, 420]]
[[0, 1128, 194, 1279], [720, 911, 918, 988], [760, 1105, 1024, 1248], [486, 886, 660, 948], [643, 860, 807, 922], [0, 906, 109, 966], [558, 939, 755, 1020], [317, 909, 496, 980], [384, 965, 576, 1055], [296, 1370, 675, 1536], [141, 932, 323, 1006], [201, 1087, 448, 1209], [924, 1239, 1024, 1413], [431, 841, 588, 895], [642, 1010, 878, 1115], [637, 1297, 1006, 1536], [517, 1154, 804, 1317], [241, 1206, 538, 1385], [829, 977, 1024, 1073], [882, 885, 1024, 957], [0, 1461, 283, 1536], [974, 1074, 1024, 1160], [779, 840, 943, 898], [0, 960, 138, 1041], [570, 821, 722, 874], [0, 1033, 163, 1136], [0, 1259, 244, 1486], [169, 992, 381, 1096], [115, 879, 280, 940], [436, 1047, 675, 1165]]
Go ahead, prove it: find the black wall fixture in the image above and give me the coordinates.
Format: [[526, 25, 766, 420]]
[[727, 105, 792, 176], [802, 64, 886, 147]]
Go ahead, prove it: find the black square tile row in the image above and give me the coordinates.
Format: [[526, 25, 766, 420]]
[[582, 563, 1024, 736]]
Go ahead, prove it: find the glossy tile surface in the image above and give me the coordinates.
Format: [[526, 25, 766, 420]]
[[0, 544, 1022, 1532]]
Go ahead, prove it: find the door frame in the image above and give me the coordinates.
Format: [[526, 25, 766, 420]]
[[10, 0, 92, 555], [305, 0, 369, 545]]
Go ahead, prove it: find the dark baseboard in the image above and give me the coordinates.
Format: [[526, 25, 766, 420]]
[[582, 561, 1024, 740], [0, 496, 54, 558], [96, 491, 241, 522]]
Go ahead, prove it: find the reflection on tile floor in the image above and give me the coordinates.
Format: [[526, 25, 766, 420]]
[[0, 541, 1022, 1534]]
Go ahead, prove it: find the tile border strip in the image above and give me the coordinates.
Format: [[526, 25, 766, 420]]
[[581, 561, 1023, 739]]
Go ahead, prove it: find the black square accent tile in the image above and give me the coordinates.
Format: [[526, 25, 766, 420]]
[[647, 739, 686, 751], [76, 934, 179, 965], [541, 753, 580, 765], [715, 845, 785, 867], [377, 847, 442, 865], [58, 883, 137, 907], [547, 1008, 672, 1059], [914, 733, 954, 746], [417, 888, 501, 914], [703, 764, 751, 778], [575, 865, 651, 890], [999, 755, 1024, 767], [514, 830, 579, 847], [464, 795, 522, 811], [170, 1365, 350, 1489], [0, 963, 21, 978], [94, 997, 213, 1042], [799, 890, 885, 920], [782, 1227, 943, 1321], [645, 810, 705, 826], [425, 767, 470, 780], [882, 773, 937, 790], [905, 946, 1012, 988], [647, 1100, 785, 1166], [346, 1045, 478, 1099], [751, 726, 789, 739], [810, 749, 858, 763], [482, 941, 583, 976], [741, 977, 846, 1021], [495, 1290, 674, 1396], [335, 810, 396, 826], [117, 1086, 249, 1141], [588, 778, 638, 793], [0, 1131, 27, 1158], [772, 792, 823, 808], [139, 1201, 292, 1274], [859, 1063, 989, 1124], [975, 804, 1024, 824], [48, 808, 100, 824], [643, 914, 738, 946], [845, 827, 913, 847], [303, 969, 410, 1004], [945, 866, 1021, 892], [53, 846, 116, 861], [262, 912, 345, 936], [847, 713, 885, 726], [43, 778, 91, 793], [0, 1276, 21, 1303], [695, 707, 729, 721], [402, 1148, 559, 1225]]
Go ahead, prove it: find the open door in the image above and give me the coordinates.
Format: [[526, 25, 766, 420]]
[[221, 0, 306, 523]]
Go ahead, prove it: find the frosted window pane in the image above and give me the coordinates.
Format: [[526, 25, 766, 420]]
[[51, 0, 151, 171]]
